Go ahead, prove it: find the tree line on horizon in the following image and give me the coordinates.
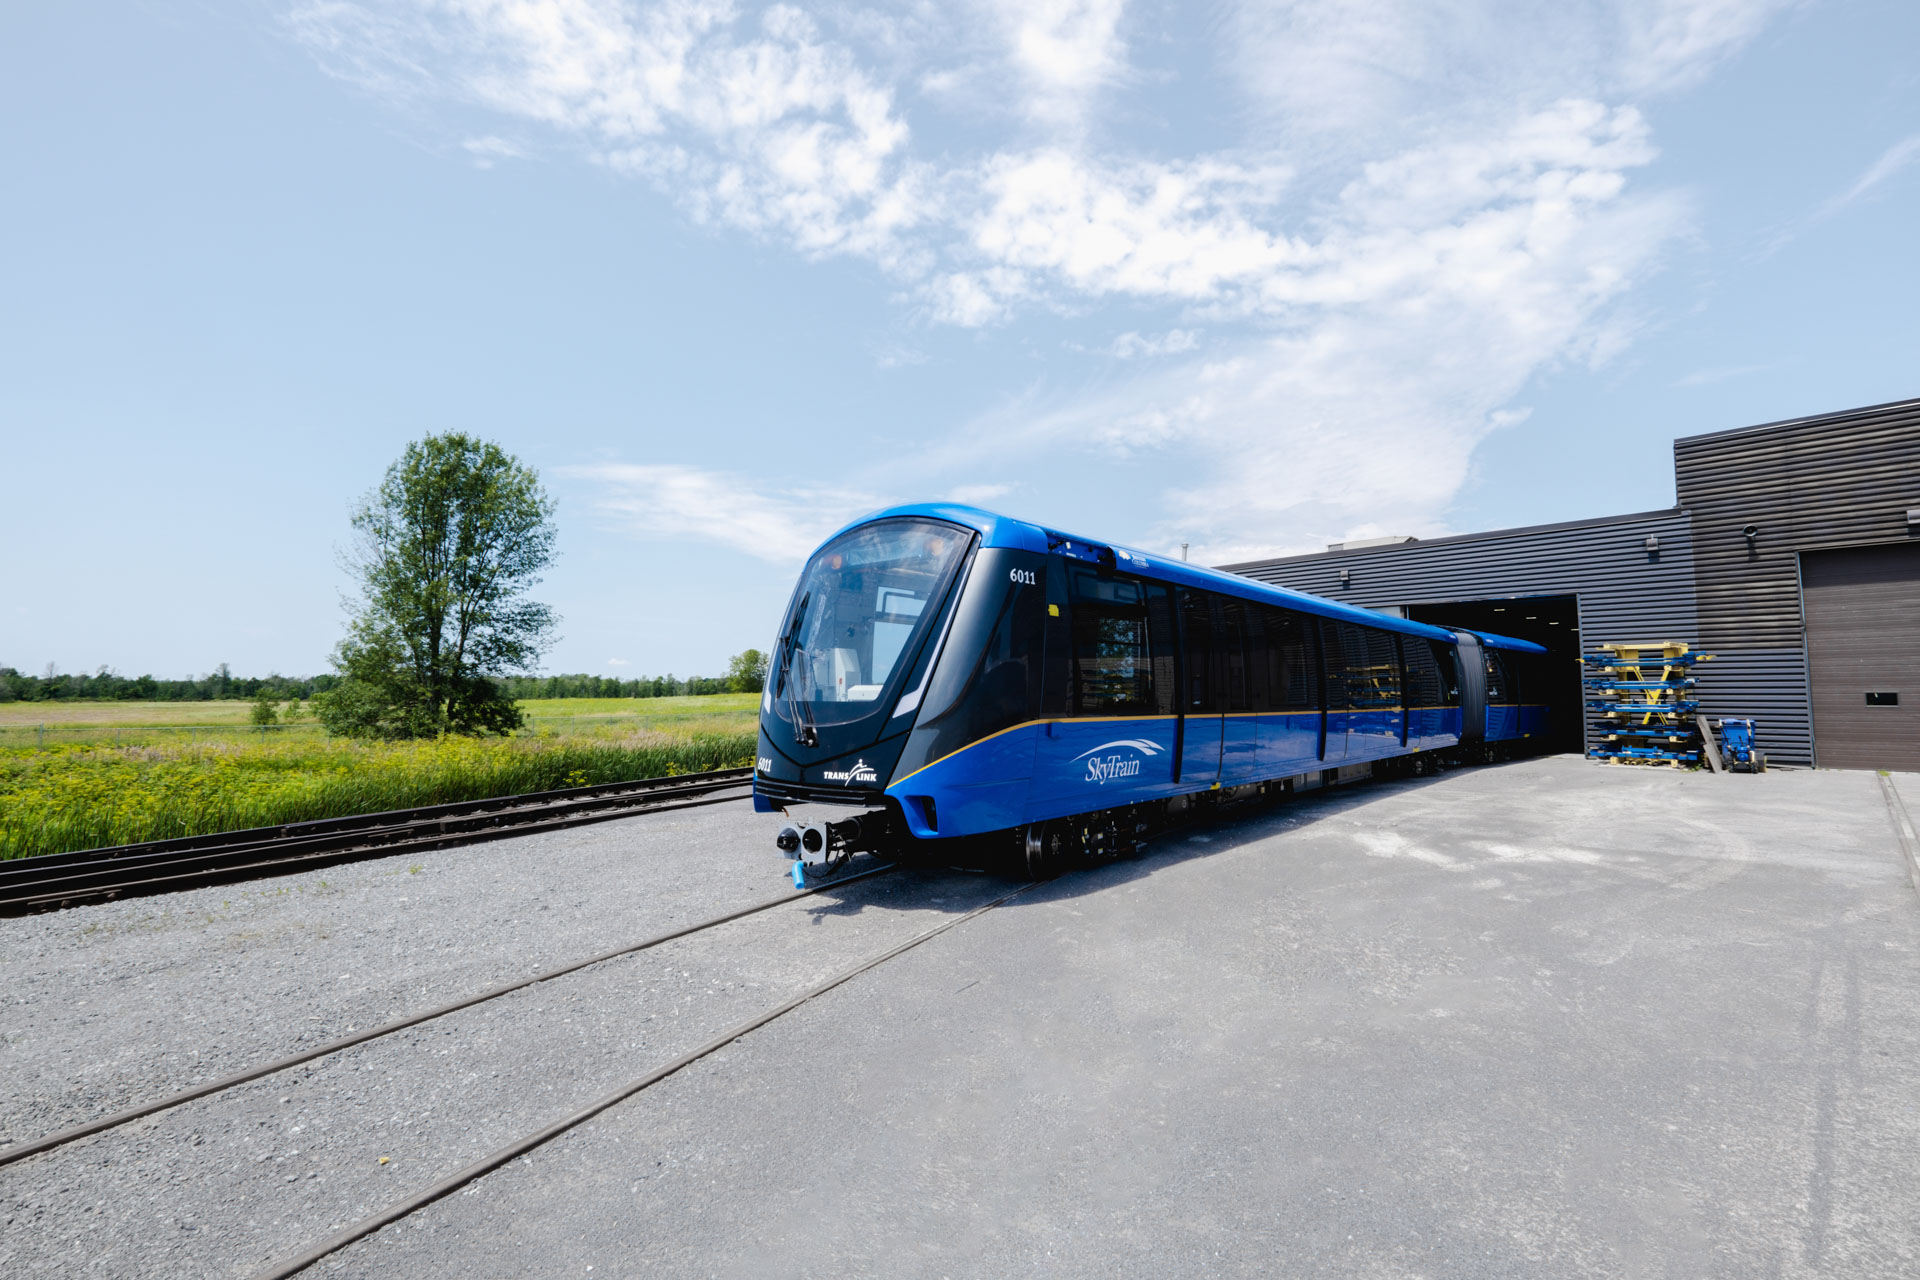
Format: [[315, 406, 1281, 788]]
[[0, 663, 763, 706], [0, 665, 337, 704]]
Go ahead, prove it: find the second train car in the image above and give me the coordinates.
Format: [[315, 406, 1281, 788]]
[[755, 505, 1549, 877]]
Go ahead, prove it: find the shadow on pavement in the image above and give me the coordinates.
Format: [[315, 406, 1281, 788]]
[[790, 758, 1556, 921]]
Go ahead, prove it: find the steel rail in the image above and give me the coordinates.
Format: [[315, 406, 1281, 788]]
[[0, 860, 896, 1169], [0, 768, 755, 915], [252, 878, 1039, 1280]]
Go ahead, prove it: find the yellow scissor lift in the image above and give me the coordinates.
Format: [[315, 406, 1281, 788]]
[[1584, 641, 1714, 767]]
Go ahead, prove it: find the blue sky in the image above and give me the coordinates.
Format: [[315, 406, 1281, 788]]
[[3, 0, 1916, 681]]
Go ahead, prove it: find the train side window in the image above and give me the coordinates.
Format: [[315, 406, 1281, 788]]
[[1263, 607, 1316, 711], [1319, 619, 1348, 712], [1403, 637, 1445, 708], [1337, 623, 1375, 710], [1337, 625, 1400, 710], [1068, 571, 1156, 714], [1242, 603, 1272, 711], [1370, 630, 1402, 709], [1484, 651, 1511, 704], [1218, 596, 1252, 712]]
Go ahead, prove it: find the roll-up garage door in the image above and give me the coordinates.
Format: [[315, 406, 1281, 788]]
[[1802, 542, 1920, 771]]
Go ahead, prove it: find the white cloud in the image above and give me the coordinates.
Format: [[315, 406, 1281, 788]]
[[990, 0, 1127, 126], [291, 6, 1681, 325], [1225, 0, 1794, 148], [557, 462, 881, 563], [928, 105, 1683, 562], [462, 134, 526, 167], [870, 339, 928, 368], [296, 0, 932, 265], [1820, 133, 1920, 216], [951, 149, 1296, 310], [1615, 0, 1798, 95], [291, 1, 1783, 561], [607, 657, 630, 665], [1107, 329, 1199, 358]]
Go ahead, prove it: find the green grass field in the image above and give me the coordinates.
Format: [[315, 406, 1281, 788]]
[[0, 694, 758, 743], [0, 696, 760, 861]]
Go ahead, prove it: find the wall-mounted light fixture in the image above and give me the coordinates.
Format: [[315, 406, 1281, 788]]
[[1643, 535, 1659, 554], [1338, 569, 1351, 588], [1907, 508, 1919, 528], [1742, 523, 1760, 548]]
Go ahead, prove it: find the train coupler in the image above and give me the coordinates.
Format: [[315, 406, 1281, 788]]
[[775, 810, 892, 886]]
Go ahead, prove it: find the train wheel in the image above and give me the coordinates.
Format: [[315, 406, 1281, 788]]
[[1023, 821, 1070, 879]]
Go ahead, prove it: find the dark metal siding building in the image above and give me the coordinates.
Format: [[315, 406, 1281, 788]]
[[1672, 398, 1920, 769], [1221, 395, 1920, 769]]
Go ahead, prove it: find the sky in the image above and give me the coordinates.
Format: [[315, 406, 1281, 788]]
[[2, 0, 1916, 681]]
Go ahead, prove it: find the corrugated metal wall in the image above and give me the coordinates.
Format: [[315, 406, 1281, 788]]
[[1214, 395, 1918, 769], [1220, 509, 1700, 756], [1674, 395, 1920, 766]]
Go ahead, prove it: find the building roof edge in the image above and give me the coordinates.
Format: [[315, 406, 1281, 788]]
[[1673, 394, 1920, 449], [1217, 507, 1686, 572]]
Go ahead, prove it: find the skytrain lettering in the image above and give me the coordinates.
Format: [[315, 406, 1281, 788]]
[[1085, 754, 1142, 784]]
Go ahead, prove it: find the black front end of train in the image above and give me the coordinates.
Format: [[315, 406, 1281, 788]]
[[754, 516, 977, 879]]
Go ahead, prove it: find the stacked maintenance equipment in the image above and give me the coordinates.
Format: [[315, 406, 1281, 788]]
[[1585, 641, 1713, 767]]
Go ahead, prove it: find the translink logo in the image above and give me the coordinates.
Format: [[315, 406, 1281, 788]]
[[823, 758, 879, 785]]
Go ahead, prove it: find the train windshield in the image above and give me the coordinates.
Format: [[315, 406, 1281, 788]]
[[774, 519, 970, 730]]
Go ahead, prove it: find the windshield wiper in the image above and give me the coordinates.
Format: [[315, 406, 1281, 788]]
[[776, 594, 819, 748]]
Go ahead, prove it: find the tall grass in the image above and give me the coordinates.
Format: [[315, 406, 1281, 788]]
[[0, 730, 757, 861]]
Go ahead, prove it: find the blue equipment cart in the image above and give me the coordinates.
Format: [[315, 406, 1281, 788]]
[[1716, 717, 1767, 773]]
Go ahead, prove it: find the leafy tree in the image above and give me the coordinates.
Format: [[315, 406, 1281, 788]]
[[316, 434, 558, 739], [725, 649, 768, 694], [249, 690, 279, 727]]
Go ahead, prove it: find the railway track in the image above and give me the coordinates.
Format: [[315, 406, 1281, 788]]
[[253, 878, 1036, 1280], [1, 850, 1038, 1279], [0, 857, 899, 1170], [0, 766, 754, 915]]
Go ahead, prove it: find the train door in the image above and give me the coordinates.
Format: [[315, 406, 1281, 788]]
[[1344, 625, 1403, 761], [1051, 568, 1179, 805], [1218, 596, 1261, 784], [1483, 648, 1516, 741], [1318, 618, 1349, 765], [1178, 588, 1223, 787], [1260, 606, 1321, 768]]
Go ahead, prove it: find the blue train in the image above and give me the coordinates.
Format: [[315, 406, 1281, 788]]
[[755, 505, 1550, 878]]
